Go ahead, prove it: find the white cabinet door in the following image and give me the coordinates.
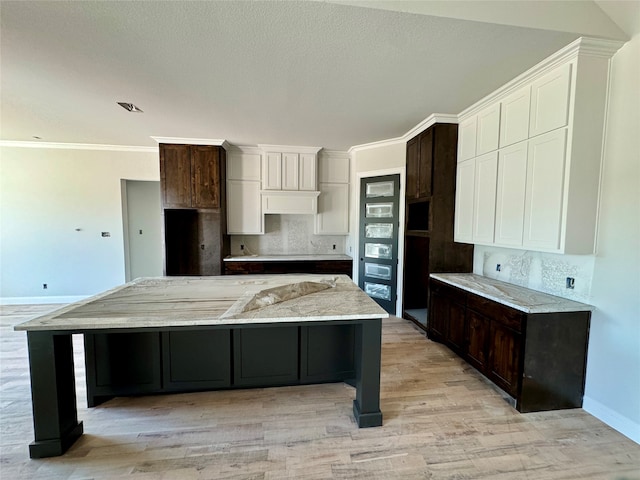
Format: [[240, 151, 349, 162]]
[[263, 153, 282, 190], [454, 158, 475, 243], [500, 86, 531, 148], [529, 63, 572, 138], [494, 142, 528, 246], [472, 152, 498, 244], [458, 116, 477, 162], [315, 183, 349, 235], [282, 153, 299, 190], [299, 153, 317, 191], [227, 153, 261, 181], [523, 129, 567, 251], [476, 104, 500, 155], [319, 155, 349, 183], [227, 180, 263, 234]]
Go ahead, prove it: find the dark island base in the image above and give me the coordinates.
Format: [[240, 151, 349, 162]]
[[26, 319, 383, 458]]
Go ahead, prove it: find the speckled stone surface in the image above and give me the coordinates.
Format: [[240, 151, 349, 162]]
[[224, 254, 352, 262], [431, 273, 594, 314], [14, 274, 387, 332]]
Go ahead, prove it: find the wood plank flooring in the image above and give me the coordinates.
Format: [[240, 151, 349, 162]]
[[1, 304, 638, 479]]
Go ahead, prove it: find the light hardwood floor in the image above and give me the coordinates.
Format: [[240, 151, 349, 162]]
[[1, 304, 638, 479]]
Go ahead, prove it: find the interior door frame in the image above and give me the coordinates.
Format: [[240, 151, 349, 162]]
[[354, 167, 406, 316]]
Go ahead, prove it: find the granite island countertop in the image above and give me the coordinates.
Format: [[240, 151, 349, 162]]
[[431, 273, 594, 314], [15, 274, 386, 332], [224, 254, 352, 262]]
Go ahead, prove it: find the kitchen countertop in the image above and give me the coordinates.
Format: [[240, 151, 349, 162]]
[[224, 254, 352, 262], [15, 274, 386, 332], [431, 273, 594, 314]]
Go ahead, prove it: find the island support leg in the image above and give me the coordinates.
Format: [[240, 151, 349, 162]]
[[26, 332, 83, 458], [353, 318, 383, 427]]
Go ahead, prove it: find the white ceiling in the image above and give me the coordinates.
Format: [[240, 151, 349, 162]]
[[0, 1, 631, 151]]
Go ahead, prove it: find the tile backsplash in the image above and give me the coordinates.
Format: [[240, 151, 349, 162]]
[[230, 215, 347, 256], [473, 245, 595, 303]]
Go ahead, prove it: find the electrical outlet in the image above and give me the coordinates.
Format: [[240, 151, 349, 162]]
[[332, 244, 336, 250], [240, 244, 244, 250], [496, 264, 501, 272], [566, 277, 575, 289], [43, 283, 47, 289]]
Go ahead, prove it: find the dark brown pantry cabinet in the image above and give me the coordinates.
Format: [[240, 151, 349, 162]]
[[159, 144, 229, 276], [429, 277, 591, 413], [402, 124, 473, 329]]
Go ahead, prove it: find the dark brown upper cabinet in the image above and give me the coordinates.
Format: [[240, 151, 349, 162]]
[[405, 128, 433, 200], [160, 144, 222, 209]]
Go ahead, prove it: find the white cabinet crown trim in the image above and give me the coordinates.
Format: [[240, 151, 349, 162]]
[[258, 144, 322, 154]]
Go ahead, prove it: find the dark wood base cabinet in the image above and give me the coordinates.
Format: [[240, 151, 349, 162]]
[[428, 278, 590, 413], [224, 259, 353, 277], [84, 324, 356, 408]]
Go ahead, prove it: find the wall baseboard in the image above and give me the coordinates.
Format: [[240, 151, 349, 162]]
[[583, 396, 640, 444], [0, 295, 88, 305]]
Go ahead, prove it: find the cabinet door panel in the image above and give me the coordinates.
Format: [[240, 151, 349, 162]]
[[299, 153, 317, 191], [476, 104, 500, 155], [406, 137, 419, 199], [494, 142, 528, 247], [315, 183, 349, 235], [427, 291, 448, 342], [227, 180, 263, 234], [263, 153, 282, 190], [466, 310, 489, 371], [454, 159, 475, 243], [282, 153, 299, 190], [529, 63, 572, 137], [500, 86, 531, 147], [227, 153, 261, 181], [472, 152, 498, 244], [301, 325, 355, 383], [418, 129, 433, 197], [160, 144, 192, 208], [198, 210, 222, 275], [191, 146, 221, 208], [458, 116, 477, 162], [488, 322, 521, 397], [446, 301, 466, 354], [523, 129, 567, 251]]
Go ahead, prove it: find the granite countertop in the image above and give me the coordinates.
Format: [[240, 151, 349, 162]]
[[224, 254, 353, 262], [431, 273, 594, 314], [15, 274, 387, 332]]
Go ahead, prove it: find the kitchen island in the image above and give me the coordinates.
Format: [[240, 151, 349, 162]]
[[15, 274, 387, 458]]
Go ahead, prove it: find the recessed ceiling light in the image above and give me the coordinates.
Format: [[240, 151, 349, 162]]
[[117, 102, 143, 113]]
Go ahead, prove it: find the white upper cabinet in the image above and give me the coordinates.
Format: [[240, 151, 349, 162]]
[[282, 153, 299, 190], [529, 63, 572, 138], [523, 129, 567, 251], [299, 153, 317, 191], [454, 158, 475, 243], [259, 145, 321, 192], [472, 152, 498, 244], [499, 86, 531, 148], [476, 104, 501, 155], [315, 151, 350, 235], [227, 152, 261, 181], [494, 142, 528, 246], [263, 152, 283, 190], [319, 154, 349, 183], [457, 116, 477, 162], [454, 38, 621, 254], [226, 150, 264, 235]]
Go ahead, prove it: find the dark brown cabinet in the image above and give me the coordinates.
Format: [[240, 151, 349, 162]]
[[160, 144, 229, 276], [223, 259, 353, 277], [402, 124, 473, 330], [428, 277, 591, 412]]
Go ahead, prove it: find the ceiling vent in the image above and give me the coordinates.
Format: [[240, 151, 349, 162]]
[[117, 102, 143, 113]]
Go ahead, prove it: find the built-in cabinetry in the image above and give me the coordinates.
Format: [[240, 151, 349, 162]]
[[454, 39, 620, 254], [428, 275, 591, 413], [259, 145, 321, 215], [226, 148, 264, 234], [83, 324, 356, 407], [402, 123, 474, 330], [160, 143, 229, 275], [315, 151, 350, 235], [223, 257, 353, 277]]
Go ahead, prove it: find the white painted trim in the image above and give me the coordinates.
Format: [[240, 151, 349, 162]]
[[226, 144, 263, 155], [151, 137, 230, 150], [355, 168, 406, 317], [583, 396, 640, 444], [458, 37, 624, 121], [0, 140, 157, 153], [0, 295, 89, 305], [258, 144, 322, 154], [349, 113, 458, 154]]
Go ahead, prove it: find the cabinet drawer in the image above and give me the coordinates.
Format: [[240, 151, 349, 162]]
[[467, 294, 524, 333], [430, 280, 466, 305]]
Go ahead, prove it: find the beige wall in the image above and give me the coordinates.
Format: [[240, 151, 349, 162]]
[[0, 146, 159, 301]]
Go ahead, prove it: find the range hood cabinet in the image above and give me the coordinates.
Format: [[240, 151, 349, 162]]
[[261, 190, 320, 215]]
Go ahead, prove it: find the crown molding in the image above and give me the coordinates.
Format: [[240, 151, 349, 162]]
[[0, 140, 157, 152], [458, 36, 624, 120], [257, 144, 322, 154], [225, 144, 263, 155], [151, 137, 230, 150], [319, 149, 349, 159]]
